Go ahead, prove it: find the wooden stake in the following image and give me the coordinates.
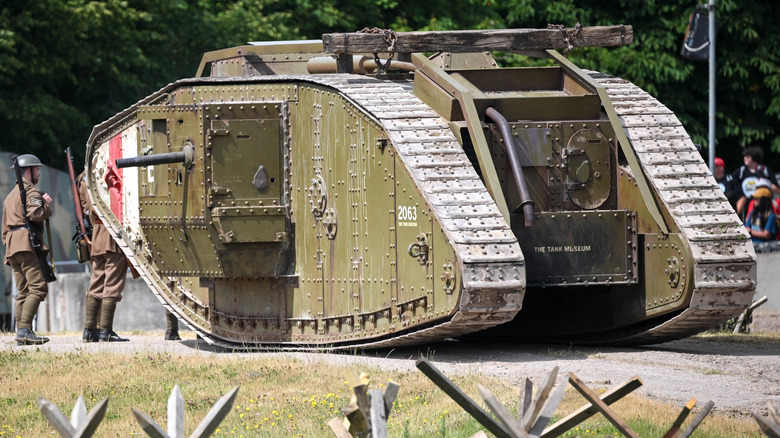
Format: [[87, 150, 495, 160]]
[[541, 376, 642, 438], [38, 396, 108, 438], [328, 417, 353, 438], [679, 400, 714, 438], [769, 403, 780, 426], [754, 403, 780, 438], [343, 403, 369, 437], [416, 358, 513, 438], [75, 397, 109, 438], [568, 372, 640, 438], [528, 375, 569, 436], [519, 378, 533, 421], [383, 381, 400, 418], [477, 384, 528, 438], [190, 386, 240, 438], [70, 397, 87, 431], [520, 367, 559, 430], [131, 408, 169, 438], [662, 398, 697, 438], [753, 414, 780, 438], [168, 385, 185, 438], [369, 389, 389, 438]]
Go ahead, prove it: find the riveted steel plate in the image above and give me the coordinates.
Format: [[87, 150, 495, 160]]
[[514, 210, 637, 286]]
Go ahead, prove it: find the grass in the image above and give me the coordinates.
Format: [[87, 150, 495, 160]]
[[696, 330, 780, 346], [0, 339, 766, 437]]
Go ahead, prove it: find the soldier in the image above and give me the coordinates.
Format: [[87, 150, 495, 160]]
[[78, 173, 129, 342], [2, 154, 52, 345]]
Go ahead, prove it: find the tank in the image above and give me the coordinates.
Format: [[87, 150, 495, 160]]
[[84, 26, 756, 349]]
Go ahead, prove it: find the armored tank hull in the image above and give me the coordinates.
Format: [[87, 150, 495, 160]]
[[85, 28, 755, 349]]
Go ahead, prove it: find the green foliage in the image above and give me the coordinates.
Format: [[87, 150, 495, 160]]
[[1, 0, 778, 171], [0, 0, 296, 168]]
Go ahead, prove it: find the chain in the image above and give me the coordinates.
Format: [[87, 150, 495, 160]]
[[358, 27, 397, 75], [547, 22, 582, 56]]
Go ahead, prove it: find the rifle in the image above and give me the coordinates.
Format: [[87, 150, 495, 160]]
[[11, 155, 56, 282], [65, 148, 92, 263]]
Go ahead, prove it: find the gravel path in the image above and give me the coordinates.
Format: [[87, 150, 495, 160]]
[[2, 333, 778, 416]]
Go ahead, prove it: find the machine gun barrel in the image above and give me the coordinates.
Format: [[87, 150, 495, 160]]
[[116, 151, 185, 168]]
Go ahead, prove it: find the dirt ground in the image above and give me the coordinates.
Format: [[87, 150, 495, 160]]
[[2, 328, 778, 418]]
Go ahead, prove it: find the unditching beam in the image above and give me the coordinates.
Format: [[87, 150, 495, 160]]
[[323, 26, 634, 54]]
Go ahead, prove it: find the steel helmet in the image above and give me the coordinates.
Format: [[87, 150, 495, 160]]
[[13, 154, 43, 168]]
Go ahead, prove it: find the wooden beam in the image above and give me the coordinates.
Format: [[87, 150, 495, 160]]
[[168, 385, 185, 438], [528, 376, 569, 437], [323, 26, 633, 55], [416, 358, 514, 438], [191, 385, 240, 438], [477, 384, 528, 438], [369, 389, 389, 438], [327, 417, 353, 438], [343, 402, 369, 436], [568, 373, 640, 438], [520, 367, 559, 430], [662, 398, 697, 438], [679, 400, 714, 438], [383, 382, 400, 418], [541, 376, 642, 438], [130, 408, 168, 438], [518, 378, 533, 420], [38, 398, 77, 438], [769, 403, 780, 426], [753, 413, 780, 438], [76, 397, 109, 438]]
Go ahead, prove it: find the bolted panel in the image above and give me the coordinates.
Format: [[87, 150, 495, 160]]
[[136, 104, 222, 277], [514, 210, 637, 286], [206, 103, 287, 244]]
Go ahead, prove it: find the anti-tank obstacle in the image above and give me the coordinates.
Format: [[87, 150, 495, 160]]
[[414, 358, 715, 438]]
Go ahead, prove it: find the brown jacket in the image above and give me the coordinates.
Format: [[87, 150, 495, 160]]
[[2, 178, 52, 260], [78, 175, 120, 256]]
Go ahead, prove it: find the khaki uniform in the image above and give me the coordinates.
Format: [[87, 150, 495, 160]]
[[2, 178, 53, 318], [79, 178, 127, 301]]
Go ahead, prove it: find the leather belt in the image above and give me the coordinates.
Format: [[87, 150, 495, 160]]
[[9, 225, 26, 231]]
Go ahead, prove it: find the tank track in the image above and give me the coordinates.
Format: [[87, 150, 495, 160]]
[[102, 74, 524, 351], [306, 76, 525, 349], [589, 72, 756, 344]]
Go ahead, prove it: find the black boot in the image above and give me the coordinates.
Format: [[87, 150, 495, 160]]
[[98, 299, 128, 342], [164, 329, 181, 341], [16, 328, 49, 345], [98, 329, 129, 342], [164, 309, 181, 340], [82, 328, 99, 343]]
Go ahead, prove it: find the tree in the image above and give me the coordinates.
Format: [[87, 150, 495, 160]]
[[1, 0, 778, 172], [490, 0, 780, 170]]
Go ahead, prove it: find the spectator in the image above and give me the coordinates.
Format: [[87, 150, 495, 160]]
[[714, 157, 739, 211], [745, 186, 777, 243], [732, 146, 779, 219]]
